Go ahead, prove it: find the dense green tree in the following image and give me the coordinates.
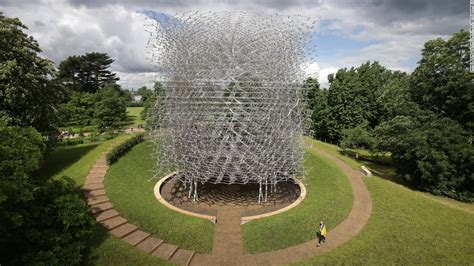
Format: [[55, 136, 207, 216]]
[[340, 122, 376, 157], [95, 84, 127, 130], [0, 13, 63, 146], [303, 77, 330, 138], [410, 30, 473, 131], [142, 81, 162, 127], [378, 72, 414, 120], [376, 113, 473, 201], [58, 92, 97, 127], [313, 61, 392, 143], [0, 124, 93, 264], [56, 55, 82, 94], [374, 30, 474, 201], [58, 52, 119, 93]]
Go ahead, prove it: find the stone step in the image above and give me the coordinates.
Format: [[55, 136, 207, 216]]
[[87, 174, 105, 179], [152, 242, 179, 260], [136, 237, 164, 253], [89, 170, 107, 175], [92, 164, 108, 168], [85, 189, 106, 198], [110, 223, 138, 238], [83, 183, 105, 191], [84, 178, 104, 185], [100, 216, 127, 230], [86, 195, 109, 206], [89, 201, 114, 214], [94, 209, 119, 222], [170, 248, 195, 266], [122, 230, 150, 246]]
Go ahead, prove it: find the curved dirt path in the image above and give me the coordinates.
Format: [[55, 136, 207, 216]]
[[191, 146, 373, 265]]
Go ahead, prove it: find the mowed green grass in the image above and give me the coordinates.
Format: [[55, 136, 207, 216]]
[[126, 107, 144, 127], [85, 226, 172, 266], [39, 135, 170, 265], [39, 134, 130, 184], [242, 143, 354, 253], [298, 139, 474, 265], [105, 141, 215, 253]]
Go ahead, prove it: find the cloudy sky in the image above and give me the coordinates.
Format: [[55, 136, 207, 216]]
[[0, 0, 469, 89]]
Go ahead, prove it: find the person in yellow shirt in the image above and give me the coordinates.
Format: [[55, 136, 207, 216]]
[[317, 220, 327, 247]]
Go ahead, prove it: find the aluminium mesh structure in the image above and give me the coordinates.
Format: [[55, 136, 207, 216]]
[[147, 11, 316, 202]]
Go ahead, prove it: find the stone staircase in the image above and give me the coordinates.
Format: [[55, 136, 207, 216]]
[[84, 154, 196, 265]]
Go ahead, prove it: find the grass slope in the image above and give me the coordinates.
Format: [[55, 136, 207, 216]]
[[39, 135, 130, 184], [39, 135, 170, 265], [242, 145, 354, 253], [105, 141, 215, 253], [299, 139, 474, 265], [126, 107, 144, 127], [85, 226, 172, 266]]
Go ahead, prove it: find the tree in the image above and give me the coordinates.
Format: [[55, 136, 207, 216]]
[[58, 52, 119, 93], [95, 84, 127, 130], [303, 77, 330, 139], [0, 124, 93, 264], [409, 30, 473, 132], [374, 30, 474, 201], [0, 13, 63, 147], [340, 123, 376, 159], [142, 81, 162, 127], [379, 72, 414, 120], [316, 62, 393, 143], [376, 114, 473, 201], [58, 92, 97, 127]]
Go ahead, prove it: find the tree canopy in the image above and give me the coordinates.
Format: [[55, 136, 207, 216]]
[[310, 61, 393, 143], [0, 13, 94, 264], [0, 13, 62, 146], [58, 52, 119, 93]]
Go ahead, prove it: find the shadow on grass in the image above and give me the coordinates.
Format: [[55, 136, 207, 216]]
[[83, 224, 111, 266], [38, 144, 98, 178], [338, 149, 416, 189]]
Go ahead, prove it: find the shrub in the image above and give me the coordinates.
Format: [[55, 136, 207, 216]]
[[58, 138, 85, 146], [0, 125, 93, 264], [106, 133, 145, 164]]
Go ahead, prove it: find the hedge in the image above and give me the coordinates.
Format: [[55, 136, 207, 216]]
[[106, 133, 145, 165]]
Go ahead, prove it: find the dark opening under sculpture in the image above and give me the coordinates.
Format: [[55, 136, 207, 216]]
[[147, 11, 317, 203]]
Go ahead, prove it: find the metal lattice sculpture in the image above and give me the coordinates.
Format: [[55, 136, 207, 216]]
[[147, 11, 316, 202]]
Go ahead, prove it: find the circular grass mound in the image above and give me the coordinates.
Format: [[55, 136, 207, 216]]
[[104, 139, 354, 254]]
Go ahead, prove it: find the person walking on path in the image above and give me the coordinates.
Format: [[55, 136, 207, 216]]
[[317, 220, 327, 247]]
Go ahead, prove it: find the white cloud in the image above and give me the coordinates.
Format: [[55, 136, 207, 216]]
[[304, 62, 338, 88], [116, 71, 156, 90]]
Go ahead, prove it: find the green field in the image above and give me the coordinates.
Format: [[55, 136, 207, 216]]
[[104, 141, 215, 253], [126, 107, 145, 127], [298, 139, 474, 264], [243, 144, 354, 253], [39, 135, 170, 265]]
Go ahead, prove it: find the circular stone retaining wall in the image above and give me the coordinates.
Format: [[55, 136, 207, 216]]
[[154, 172, 307, 223]]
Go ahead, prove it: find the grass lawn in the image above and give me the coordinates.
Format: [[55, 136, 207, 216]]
[[84, 226, 172, 266], [242, 141, 354, 253], [39, 134, 131, 184], [105, 141, 215, 253], [298, 139, 474, 264], [39, 135, 170, 265], [126, 107, 144, 127]]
